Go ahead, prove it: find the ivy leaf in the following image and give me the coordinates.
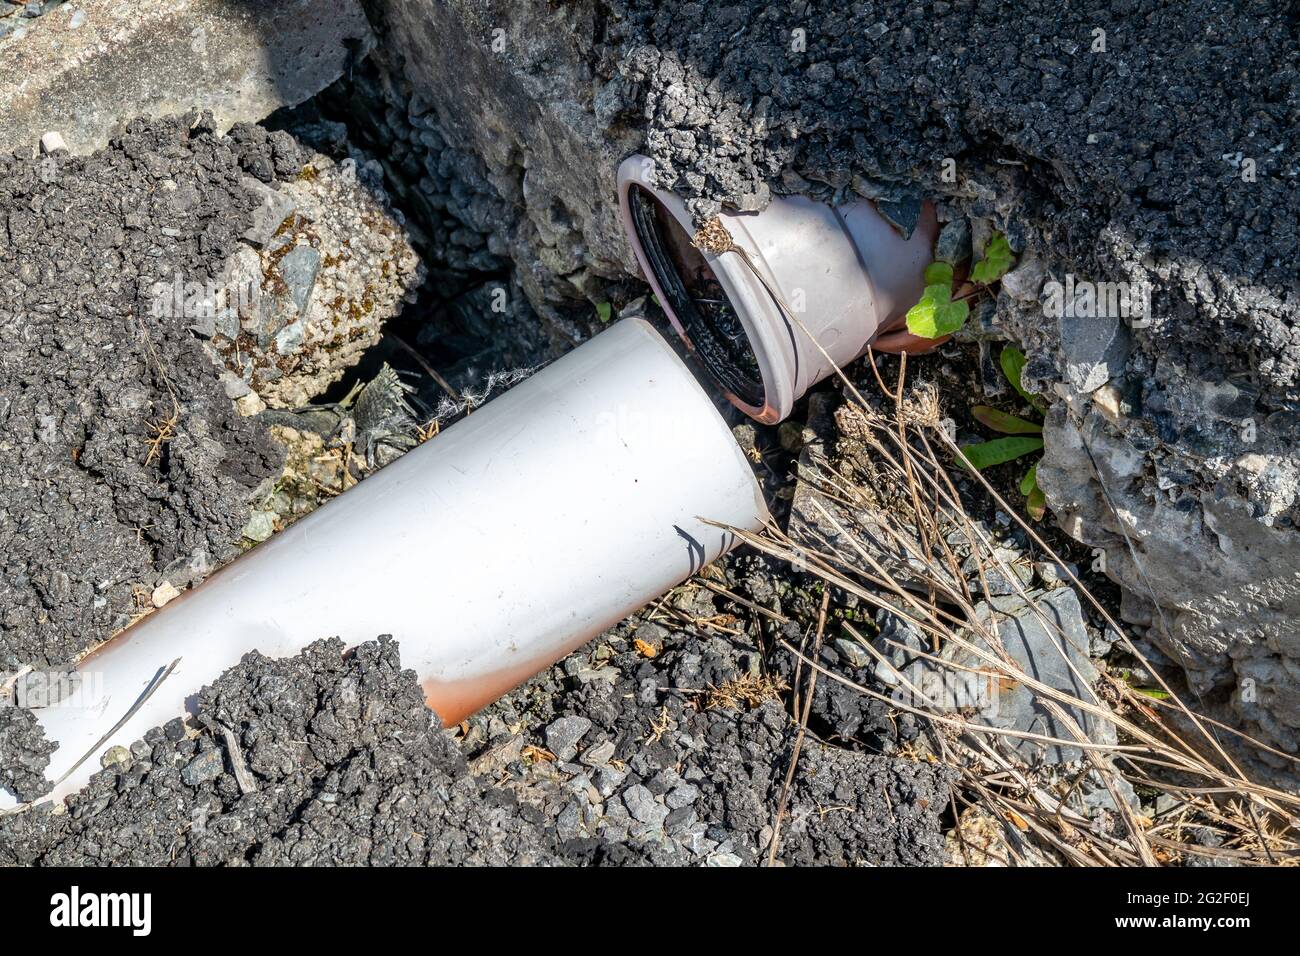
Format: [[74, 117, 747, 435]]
[[972, 406, 1042, 435], [956, 436, 1044, 471], [595, 301, 613, 323], [906, 283, 969, 338], [923, 261, 954, 286], [971, 232, 1014, 284]]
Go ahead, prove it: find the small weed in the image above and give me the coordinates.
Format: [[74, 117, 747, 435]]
[[957, 345, 1048, 519], [906, 229, 1016, 339]]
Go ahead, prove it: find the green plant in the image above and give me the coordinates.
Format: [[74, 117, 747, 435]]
[[957, 345, 1048, 519], [595, 301, 613, 323], [905, 229, 1016, 339], [905, 261, 969, 338]]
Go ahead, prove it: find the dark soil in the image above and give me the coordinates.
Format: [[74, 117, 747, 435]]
[[1, 614, 952, 865], [0, 114, 295, 672]]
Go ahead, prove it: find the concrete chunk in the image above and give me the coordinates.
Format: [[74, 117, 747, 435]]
[[0, 0, 374, 156]]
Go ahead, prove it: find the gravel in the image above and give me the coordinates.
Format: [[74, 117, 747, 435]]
[[1, 599, 954, 865]]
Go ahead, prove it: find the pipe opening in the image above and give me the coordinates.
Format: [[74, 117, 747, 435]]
[[627, 184, 764, 408]]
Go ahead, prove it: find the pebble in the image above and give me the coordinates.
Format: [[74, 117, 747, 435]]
[[242, 510, 276, 542], [275, 319, 305, 355], [1034, 560, 1077, 587], [277, 244, 321, 317], [39, 131, 67, 155], [934, 217, 971, 265], [833, 636, 872, 669], [593, 765, 627, 797], [705, 851, 744, 867], [150, 580, 181, 608], [241, 178, 298, 247], [544, 715, 592, 762], [680, 822, 715, 856], [219, 370, 251, 400], [162, 717, 187, 742], [665, 782, 700, 809], [100, 745, 131, 770], [622, 784, 669, 827], [579, 738, 616, 767], [234, 392, 266, 417], [180, 749, 224, 786]]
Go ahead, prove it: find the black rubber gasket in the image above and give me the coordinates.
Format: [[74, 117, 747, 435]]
[[628, 185, 764, 408]]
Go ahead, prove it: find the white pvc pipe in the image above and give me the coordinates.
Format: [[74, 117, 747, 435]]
[[618, 155, 937, 424], [4, 318, 767, 808]]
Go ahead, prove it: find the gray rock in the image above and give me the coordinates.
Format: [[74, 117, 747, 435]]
[[875, 192, 923, 240], [665, 782, 700, 809], [705, 851, 744, 867], [579, 738, 616, 767], [680, 822, 716, 856], [219, 370, 251, 400], [955, 587, 1112, 763], [1001, 258, 1048, 302], [241, 177, 298, 247], [1059, 309, 1130, 394], [963, 548, 1033, 596], [1039, 404, 1300, 780], [621, 783, 669, 827], [833, 636, 872, 670], [593, 765, 628, 798], [242, 510, 276, 543], [1033, 560, 1077, 588], [934, 217, 971, 266], [180, 748, 223, 786], [544, 715, 592, 762], [1090, 625, 1122, 658], [274, 320, 305, 356], [277, 245, 320, 320]]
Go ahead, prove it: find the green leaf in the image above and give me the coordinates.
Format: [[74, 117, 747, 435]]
[[1020, 463, 1047, 519], [923, 261, 954, 286], [1019, 462, 1040, 496], [999, 345, 1045, 411], [956, 436, 1044, 471], [972, 406, 1042, 435], [906, 283, 969, 338], [1135, 687, 1172, 701], [971, 232, 1013, 284], [595, 301, 613, 323], [1026, 483, 1047, 520]]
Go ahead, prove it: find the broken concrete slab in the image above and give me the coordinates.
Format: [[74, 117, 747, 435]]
[[0, 0, 374, 156], [958, 587, 1112, 764]]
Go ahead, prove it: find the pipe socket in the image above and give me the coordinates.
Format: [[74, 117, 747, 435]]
[[618, 155, 938, 424], [3, 318, 768, 809]]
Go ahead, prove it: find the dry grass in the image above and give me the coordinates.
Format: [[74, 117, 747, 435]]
[[692, 265, 1300, 864], [703, 672, 790, 712]]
